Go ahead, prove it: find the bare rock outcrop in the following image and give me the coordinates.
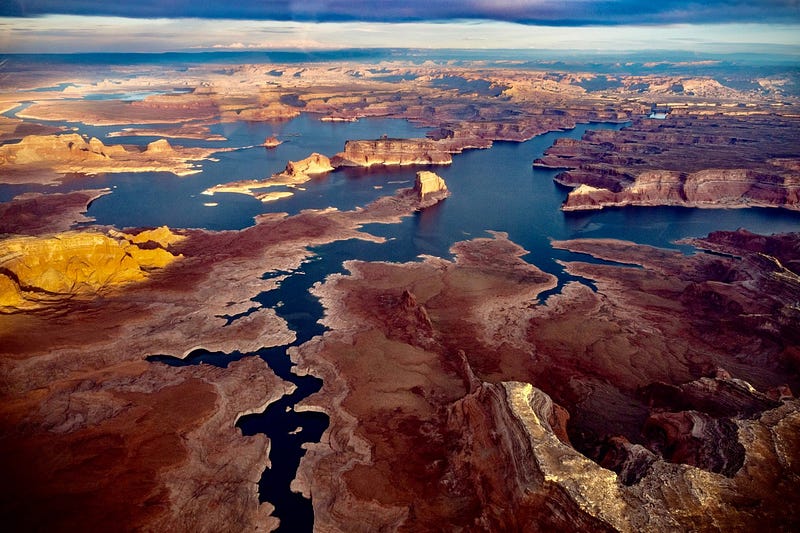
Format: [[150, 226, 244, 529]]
[[0, 184, 479, 531], [145, 138, 174, 154], [0, 189, 111, 236], [331, 138, 452, 167], [563, 168, 800, 211], [0, 230, 182, 312], [202, 152, 333, 202], [283, 152, 333, 177], [0, 134, 218, 184], [234, 102, 300, 121], [291, 230, 800, 531], [263, 135, 282, 148], [536, 114, 800, 211], [643, 410, 745, 476], [412, 170, 450, 207]]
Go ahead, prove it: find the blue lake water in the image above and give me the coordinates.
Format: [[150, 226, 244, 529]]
[[4, 109, 800, 531]]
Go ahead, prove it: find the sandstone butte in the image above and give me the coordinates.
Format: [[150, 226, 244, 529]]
[[232, 102, 301, 122], [0, 134, 219, 185], [263, 135, 282, 148], [413, 170, 450, 204], [206, 142, 453, 205], [202, 152, 333, 202], [0, 228, 182, 312]]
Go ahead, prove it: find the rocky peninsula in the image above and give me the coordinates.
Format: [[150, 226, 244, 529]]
[[534, 114, 800, 211], [0, 173, 452, 530], [203, 152, 333, 202], [292, 229, 800, 531], [206, 145, 452, 204], [0, 134, 220, 185]]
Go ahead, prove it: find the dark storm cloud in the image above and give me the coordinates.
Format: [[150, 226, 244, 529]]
[[1, 0, 798, 25]]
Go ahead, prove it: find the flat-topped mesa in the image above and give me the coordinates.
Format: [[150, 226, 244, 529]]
[[540, 114, 800, 211], [0, 134, 126, 166], [563, 169, 800, 211], [330, 138, 452, 168], [0, 134, 217, 184], [414, 171, 449, 203], [233, 102, 301, 122]]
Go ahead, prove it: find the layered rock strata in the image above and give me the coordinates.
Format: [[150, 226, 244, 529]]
[[0, 134, 219, 184], [0, 229, 182, 311], [413, 170, 450, 206], [533, 114, 800, 211], [331, 138, 453, 167], [203, 152, 333, 202], [0, 184, 450, 531], [292, 230, 800, 531]]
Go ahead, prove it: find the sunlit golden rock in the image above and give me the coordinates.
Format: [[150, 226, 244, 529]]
[[0, 231, 182, 312], [413, 170, 449, 201]]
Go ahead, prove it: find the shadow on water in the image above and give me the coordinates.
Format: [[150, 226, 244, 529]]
[[148, 255, 337, 531], [236, 346, 328, 533]]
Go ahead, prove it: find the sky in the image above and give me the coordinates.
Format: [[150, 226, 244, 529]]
[[0, 0, 798, 54]]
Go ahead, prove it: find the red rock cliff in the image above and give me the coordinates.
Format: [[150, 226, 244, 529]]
[[331, 138, 452, 167]]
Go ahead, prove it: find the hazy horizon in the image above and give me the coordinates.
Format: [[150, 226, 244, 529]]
[[1, 0, 798, 56]]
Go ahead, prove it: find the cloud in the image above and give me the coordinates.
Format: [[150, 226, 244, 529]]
[[1, 0, 798, 25], [3, 15, 798, 54]]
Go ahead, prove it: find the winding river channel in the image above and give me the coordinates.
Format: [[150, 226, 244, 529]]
[[3, 105, 800, 530]]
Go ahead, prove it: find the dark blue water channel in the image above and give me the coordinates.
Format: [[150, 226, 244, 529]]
[[6, 109, 800, 530]]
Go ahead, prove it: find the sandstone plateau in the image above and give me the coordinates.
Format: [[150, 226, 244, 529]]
[[0, 134, 220, 184], [533, 114, 800, 211], [331, 138, 453, 167], [291, 230, 799, 531], [0, 229, 182, 311]]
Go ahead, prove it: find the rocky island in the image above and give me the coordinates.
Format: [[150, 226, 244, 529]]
[[203, 152, 333, 202]]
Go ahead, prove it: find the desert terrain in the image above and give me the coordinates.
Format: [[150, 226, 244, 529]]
[[0, 55, 798, 531]]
